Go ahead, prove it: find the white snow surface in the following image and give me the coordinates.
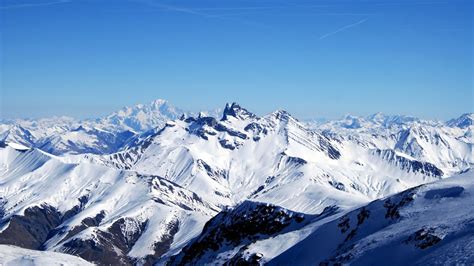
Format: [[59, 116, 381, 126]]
[[0, 245, 93, 266], [0, 144, 218, 261], [0, 100, 472, 264], [0, 99, 204, 155], [267, 171, 474, 265], [82, 105, 472, 215]]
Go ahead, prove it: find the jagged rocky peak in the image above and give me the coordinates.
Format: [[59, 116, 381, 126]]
[[221, 102, 256, 121], [447, 113, 474, 128]]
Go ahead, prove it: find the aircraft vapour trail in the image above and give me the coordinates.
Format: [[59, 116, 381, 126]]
[[0, 0, 71, 10], [319, 18, 369, 40]]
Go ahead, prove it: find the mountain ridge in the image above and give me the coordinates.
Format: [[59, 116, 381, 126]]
[[0, 99, 472, 265]]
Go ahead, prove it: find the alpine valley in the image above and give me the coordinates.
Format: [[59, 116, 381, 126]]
[[0, 99, 473, 265]]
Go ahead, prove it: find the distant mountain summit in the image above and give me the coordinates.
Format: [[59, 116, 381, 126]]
[[0, 99, 209, 155], [318, 113, 425, 131], [366, 112, 419, 127], [0, 100, 471, 160], [97, 99, 188, 132], [447, 113, 474, 128]]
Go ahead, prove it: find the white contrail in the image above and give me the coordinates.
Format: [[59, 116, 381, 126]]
[[191, 5, 330, 11], [139, 0, 272, 29], [0, 0, 71, 10], [319, 18, 369, 40]]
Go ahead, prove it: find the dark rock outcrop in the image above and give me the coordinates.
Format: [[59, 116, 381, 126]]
[[0, 204, 62, 249], [374, 149, 443, 177], [169, 201, 315, 265], [61, 217, 148, 265], [221, 103, 256, 121]]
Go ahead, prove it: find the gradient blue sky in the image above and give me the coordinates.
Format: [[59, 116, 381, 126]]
[[1, 0, 473, 120]]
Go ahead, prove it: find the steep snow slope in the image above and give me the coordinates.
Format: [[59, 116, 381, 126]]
[[37, 126, 135, 155], [0, 245, 93, 266], [1, 101, 472, 265], [168, 200, 319, 265], [270, 171, 474, 265], [0, 143, 218, 265], [90, 105, 358, 212], [315, 113, 473, 175], [170, 171, 474, 265], [0, 120, 135, 156], [0, 117, 81, 149], [0, 125, 37, 148], [394, 125, 472, 174], [86, 104, 459, 215], [447, 113, 474, 128], [2, 101, 471, 163]]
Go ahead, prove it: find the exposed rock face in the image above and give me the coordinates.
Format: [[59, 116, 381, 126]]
[[0, 205, 62, 249], [140, 219, 180, 266], [383, 187, 418, 219], [0, 171, 214, 266], [169, 201, 315, 265], [404, 228, 442, 249], [221, 103, 256, 121], [60, 211, 107, 242], [1, 103, 472, 265], [60, 217, 148, 266], [374, 149, 443, 177]]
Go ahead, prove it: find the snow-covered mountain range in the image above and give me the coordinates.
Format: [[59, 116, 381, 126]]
[[0, 99, 224, 156], [0, 99, 472, 265]]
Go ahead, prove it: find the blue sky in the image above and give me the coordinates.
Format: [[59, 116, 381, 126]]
[[1, 0, 472, 120]]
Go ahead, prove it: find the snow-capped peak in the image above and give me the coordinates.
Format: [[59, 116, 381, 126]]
[[0, 99, 473, 265], [446, 113, 474, 128], [222, 102, 256, 121], [366, 112, 419, 127], [269, 110, 293, 121], [98, 99, 188, 132], [151, 98, 168, 107]]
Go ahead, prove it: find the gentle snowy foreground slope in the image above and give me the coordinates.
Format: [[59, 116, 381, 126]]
[[0, 245, 93, 266]]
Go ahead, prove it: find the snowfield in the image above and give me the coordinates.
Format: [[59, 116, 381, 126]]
[[269, 170, 474, 265], [0, 245, 93, 266], [0, 99, 472, 265], [0, 143, 217, 265]]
